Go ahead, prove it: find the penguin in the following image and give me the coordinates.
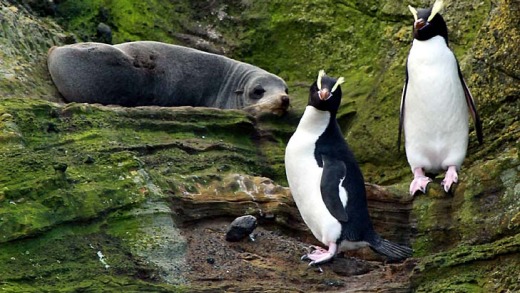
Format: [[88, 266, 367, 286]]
[[398, 0, 483, 196], [285, 70, 413, 265]]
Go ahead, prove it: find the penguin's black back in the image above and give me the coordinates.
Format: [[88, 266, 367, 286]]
[[314, 117, 375, 242]]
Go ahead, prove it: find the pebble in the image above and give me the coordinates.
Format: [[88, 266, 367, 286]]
[[225, 215, 257, 242]]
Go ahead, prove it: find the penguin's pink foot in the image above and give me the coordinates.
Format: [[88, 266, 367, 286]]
[[441, 166, 458, 193], [301, 243, 337, 266], [410, 168, 432, 196]]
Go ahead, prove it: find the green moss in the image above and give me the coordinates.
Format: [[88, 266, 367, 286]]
[[50, 0, 518, 186], [448, 0, 492, 60], [412, 233, 520, 292], [0, 98, 274, 243], [55, 0, 180, 43], [0, 97, 271, 290], [411, 148, 520, 257], [0, 217, 185, 292]]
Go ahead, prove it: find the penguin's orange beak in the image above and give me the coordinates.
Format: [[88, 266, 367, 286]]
[[414, 19, 426, 30], [319, 89, 331, 100]]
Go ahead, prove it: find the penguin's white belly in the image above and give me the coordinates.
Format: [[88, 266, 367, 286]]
[[404, 37, 469, 172], [285, 110, 342, 246]]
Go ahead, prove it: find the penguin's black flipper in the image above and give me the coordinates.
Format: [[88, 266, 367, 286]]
[[367, 234, 413, 261], [397, 62, 409, 151], [320, 155, 349, 223], [457, 63, 483, 144]]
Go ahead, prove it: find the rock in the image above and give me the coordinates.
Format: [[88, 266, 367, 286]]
[[95, 22, 112, 44], [225, 215, 258, 242], [0, 0, 71, 101], [330, 256, 379, 276], [52, 162, 67, 173], [0, 0, 519, 291], [84, 155, 95, 164]]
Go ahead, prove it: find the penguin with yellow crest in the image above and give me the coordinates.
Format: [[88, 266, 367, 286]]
[[399, 0, 483, 196], [286, 70, 413, 265]]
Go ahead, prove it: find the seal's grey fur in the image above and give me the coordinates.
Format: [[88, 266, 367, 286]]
[[47, 41, 290, 115]]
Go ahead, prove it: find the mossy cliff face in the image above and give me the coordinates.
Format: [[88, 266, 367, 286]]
[[0, 2, 72, 100], [0, 98, 414, 292], [1, 0, 519, 291], [0, 97, 283, 290], [42, 0, 518, 182], [0, 98, 265, 242]]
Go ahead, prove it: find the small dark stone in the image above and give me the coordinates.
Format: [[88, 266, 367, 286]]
[[225, 215, 257, 242], [53, 163, 68, 173], [217, 165, 231, 172], [96, 22, 112, 44], [322, 279, 344, 287], [85, 155, 95, 164], [46, 122, 59, 133], [330, 256, 377, 276], [206, 257, 215, 265]]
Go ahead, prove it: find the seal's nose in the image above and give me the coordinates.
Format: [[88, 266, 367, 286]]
[[281, 95, 290, 108]]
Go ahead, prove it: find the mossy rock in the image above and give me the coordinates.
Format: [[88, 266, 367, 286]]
[[23, 0, 520, 184], [1, 0, 520, 291], [0, 201, 188, 291], [412, 233, 520, 292], [0, 97, 289, 290], [0, 98, 276, 243]]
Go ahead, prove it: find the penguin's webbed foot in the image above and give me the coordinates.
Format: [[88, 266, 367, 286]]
[[409, 176, 431, 196], [441, 166, 458, 193], [410, 168, 432, 196], [301, 244, 336, 266]]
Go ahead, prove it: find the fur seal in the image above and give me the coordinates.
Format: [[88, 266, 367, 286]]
[[47, 41, 290, 115]]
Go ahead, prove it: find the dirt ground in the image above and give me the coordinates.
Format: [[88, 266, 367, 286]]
[[181, 218, 416, 292]]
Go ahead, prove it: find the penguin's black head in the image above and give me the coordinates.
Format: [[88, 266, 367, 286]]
[[308, 70, 344, 114], [409, 0, 448, 44]]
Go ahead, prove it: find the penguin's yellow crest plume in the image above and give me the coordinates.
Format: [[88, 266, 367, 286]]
[[317, 70, 326, 90], [408, 5, 418, 21], [428, 0, 444, 22], [331, 77, 345, 93]]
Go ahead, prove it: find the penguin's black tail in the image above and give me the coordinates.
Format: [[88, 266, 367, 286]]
[[368, 234, 413, 261]]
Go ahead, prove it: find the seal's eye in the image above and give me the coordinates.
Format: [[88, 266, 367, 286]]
[[254, 88, 265, 95], [250, 85, 265, 99]]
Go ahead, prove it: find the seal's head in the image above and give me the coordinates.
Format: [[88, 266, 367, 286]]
[[241, 73, 290, 116]]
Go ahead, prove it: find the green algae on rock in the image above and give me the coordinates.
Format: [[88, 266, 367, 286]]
[[412, 233, 520, 292], [411, 148, 520, 257], [1, 0, 520, 291], [0, 98, 269, 243], [0, 2, 72, 101], [0, 210, 188, 291], [0, 97, 286, 290]]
